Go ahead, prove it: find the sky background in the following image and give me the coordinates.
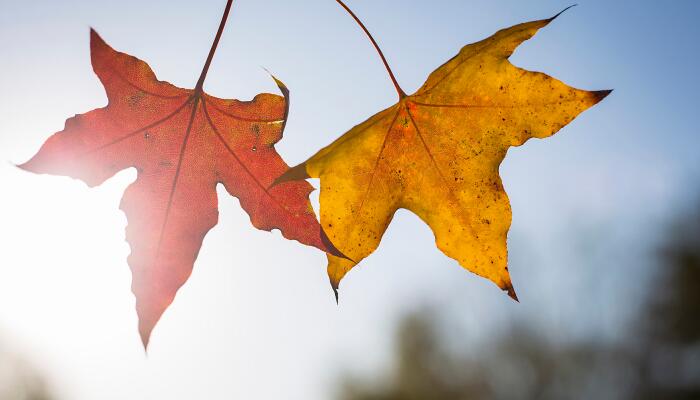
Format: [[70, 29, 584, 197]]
[[0, 0, 698, 399]]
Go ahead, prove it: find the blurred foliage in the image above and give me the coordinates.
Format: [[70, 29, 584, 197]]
[[337, 201, 700, 400]]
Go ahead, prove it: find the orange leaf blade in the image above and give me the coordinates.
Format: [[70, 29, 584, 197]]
[[20, 30, 339, 347]]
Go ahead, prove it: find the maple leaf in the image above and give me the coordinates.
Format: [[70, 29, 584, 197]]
[[275, 3, 611, 300], [19, 1, 342, 348]]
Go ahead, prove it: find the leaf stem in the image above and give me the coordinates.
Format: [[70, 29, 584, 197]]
[[195, 0, 234, 93], [335, 0, 406, 99]]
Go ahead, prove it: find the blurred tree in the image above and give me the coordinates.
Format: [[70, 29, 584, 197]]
[[635, 200, 700, 400], [337, 200, 700, 400]]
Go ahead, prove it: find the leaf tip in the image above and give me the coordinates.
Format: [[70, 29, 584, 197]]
[[15, 157, 42, 174], [270, 163, 310, 188], [14, 161, 30, 172], [548, 4, 578, 22], [89, 27, 104, 45], [505, 282, 519, 302], [139, 331, 151, 353], [592, 89, 613, 102], [261, 67, 290, 99], [89, 27, 111, 62], [138, 316, 156, 352], [330, 279, 340, 305], [264, 69, 288, 91]]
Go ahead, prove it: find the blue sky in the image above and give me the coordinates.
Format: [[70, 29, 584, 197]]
[[0, 0, 698, 399]]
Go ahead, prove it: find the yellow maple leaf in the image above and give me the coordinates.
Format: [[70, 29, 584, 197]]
[[276, 4, 611, 300]]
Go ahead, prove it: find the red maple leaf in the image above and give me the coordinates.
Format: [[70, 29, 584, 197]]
[[19, 1, 342, 348]]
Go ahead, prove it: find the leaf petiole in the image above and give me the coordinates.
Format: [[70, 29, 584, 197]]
[[195, 0, 235, 93], [335, 0, 406, 99]]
